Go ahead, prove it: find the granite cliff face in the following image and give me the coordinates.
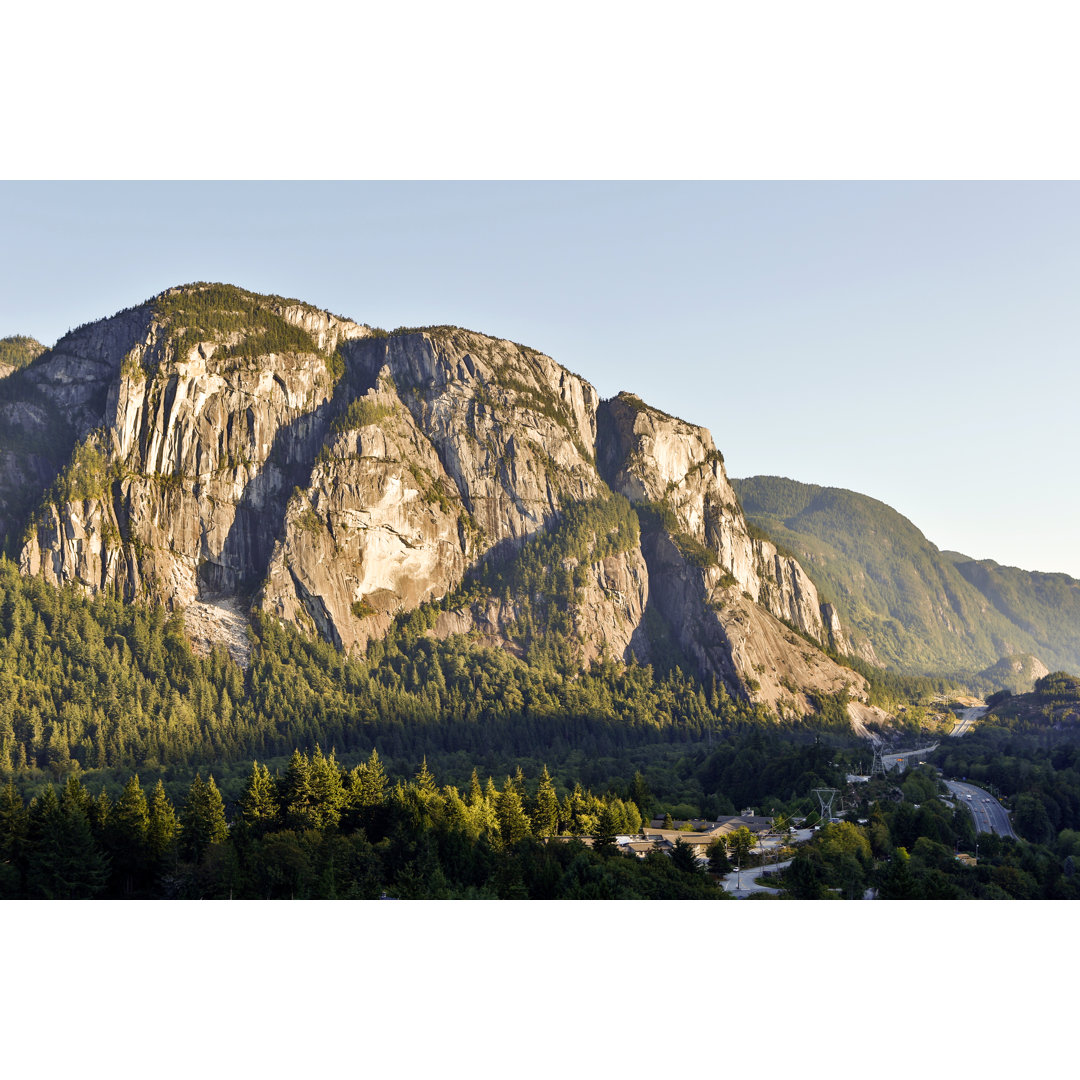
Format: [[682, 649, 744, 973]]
[[259, 379, 470, 653], [13, 286, 371, 613], [597, 393, 843, 648], [1, 284, 865, 717]]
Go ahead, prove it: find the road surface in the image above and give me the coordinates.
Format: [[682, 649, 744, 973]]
[[950, 706, 986, 737], [943, 779, 1017, 838], [881, 744, 938, 771], [722, 861, 792, 897]]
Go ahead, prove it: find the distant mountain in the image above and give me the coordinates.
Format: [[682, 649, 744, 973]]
[[732, 475, 1080, 678], [977, 653, 1049, 694]]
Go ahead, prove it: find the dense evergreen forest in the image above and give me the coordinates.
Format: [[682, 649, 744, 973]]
[[3, 513, 1080, 899], [0, 546, 786, 784], [0, 494, 845, 792]]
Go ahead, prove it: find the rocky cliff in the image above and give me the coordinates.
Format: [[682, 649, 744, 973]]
[[597, 393, 844, 648], [1, 283, 865, 718]]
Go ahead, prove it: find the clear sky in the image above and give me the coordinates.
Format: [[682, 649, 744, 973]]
[[2, 180, 1077, 577]]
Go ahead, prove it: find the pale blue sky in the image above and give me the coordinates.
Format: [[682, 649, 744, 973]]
[[2, 181, 1077, 576]]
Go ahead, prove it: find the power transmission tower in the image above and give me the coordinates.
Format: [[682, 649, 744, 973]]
[[870, 743, 889, 778], [812, 788, 838, 824]]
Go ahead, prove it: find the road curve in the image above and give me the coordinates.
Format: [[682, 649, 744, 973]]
[[943, 779, 1017, 838], [950, 706, 987, 737], [722, 860, 792, 897]]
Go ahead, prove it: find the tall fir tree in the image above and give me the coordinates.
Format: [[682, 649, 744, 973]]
[[497, 776, 531, 849], [180, 773, 227, 863], [26, 785, 108, 899], [309, 747, 345, 828], [592, 802, 620, 853], [237, 762, 279, 837], [107, 774, 150, 897], [0, 780, 28, 896], [533, 766, 559, 838], [147, 779, 180, 864]]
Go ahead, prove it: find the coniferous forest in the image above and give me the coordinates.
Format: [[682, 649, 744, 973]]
[[3, 547, 1080, 899]]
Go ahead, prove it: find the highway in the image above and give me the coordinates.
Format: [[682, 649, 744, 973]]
[[943, 779, 1017, 838], [950, 706, 986, 737], [881, 744, 938, 771]]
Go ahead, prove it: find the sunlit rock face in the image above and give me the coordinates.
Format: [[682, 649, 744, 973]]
[[3, 284, 864, 716]]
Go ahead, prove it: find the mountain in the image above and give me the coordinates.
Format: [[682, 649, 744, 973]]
[[976, 653, 1049, 694], [0, 283, 865, 717], [732, 475, 1080, 678]]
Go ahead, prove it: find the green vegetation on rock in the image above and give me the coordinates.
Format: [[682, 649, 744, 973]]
[[50, 435, 113, 504], [330, 398, 393, 433], [151, 283, 331, 370], [0, 336, 46, 372]]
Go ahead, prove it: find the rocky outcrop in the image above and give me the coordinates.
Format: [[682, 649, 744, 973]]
[[0, 336, 45, 381], [259, 385, 470, 652], [15, 286, 374, 610], [358, 329, 602, 550], [977, 653, 1050, 694], [0, 312, 151, 550], [433, 545, 651, 666], [821, 602, 852, 657], [638, 524, 866, 715], [597, 392, 841, 647]]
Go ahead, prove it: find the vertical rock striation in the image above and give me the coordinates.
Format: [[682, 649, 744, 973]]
[[2, 284, 865, 717]]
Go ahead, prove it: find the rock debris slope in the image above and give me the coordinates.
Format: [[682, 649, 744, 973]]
[[0, 283, 866, 716]]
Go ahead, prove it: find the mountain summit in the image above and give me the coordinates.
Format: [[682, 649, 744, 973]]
[[0, 283, 865, 716]]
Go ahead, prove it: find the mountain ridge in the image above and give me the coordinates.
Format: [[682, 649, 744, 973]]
[[0, 283, 865, 718], [732, 474, 1080, 678]]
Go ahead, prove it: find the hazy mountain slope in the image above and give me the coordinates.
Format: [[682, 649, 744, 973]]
[[732, 475, 1079, 676], [951, 558, 1080, 670]]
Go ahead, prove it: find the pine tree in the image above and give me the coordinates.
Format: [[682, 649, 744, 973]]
[[592, 802, 620, 853], [629, 770, 653, 819], [26, 784, 108, 899], [60, 775, 93, 817], [147, 779, 180, 863], [180, 773, 227, 863], [533, 765, 559, 838], [281, 750, 316, 830], [90, 789, 111, 832], [670, 837, 702, 876], [467, 768, 484, 807], [355, 748, 388, 808], [511, 766, 527, 799], [707, 838, 731, 875], [0, 780, 28, 895], [497, 776, 531, 849], [108, 774, 150, 896], [309, 747, 345, 828], [237, 762, 279, 837], [414, 757, 437, 797]]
